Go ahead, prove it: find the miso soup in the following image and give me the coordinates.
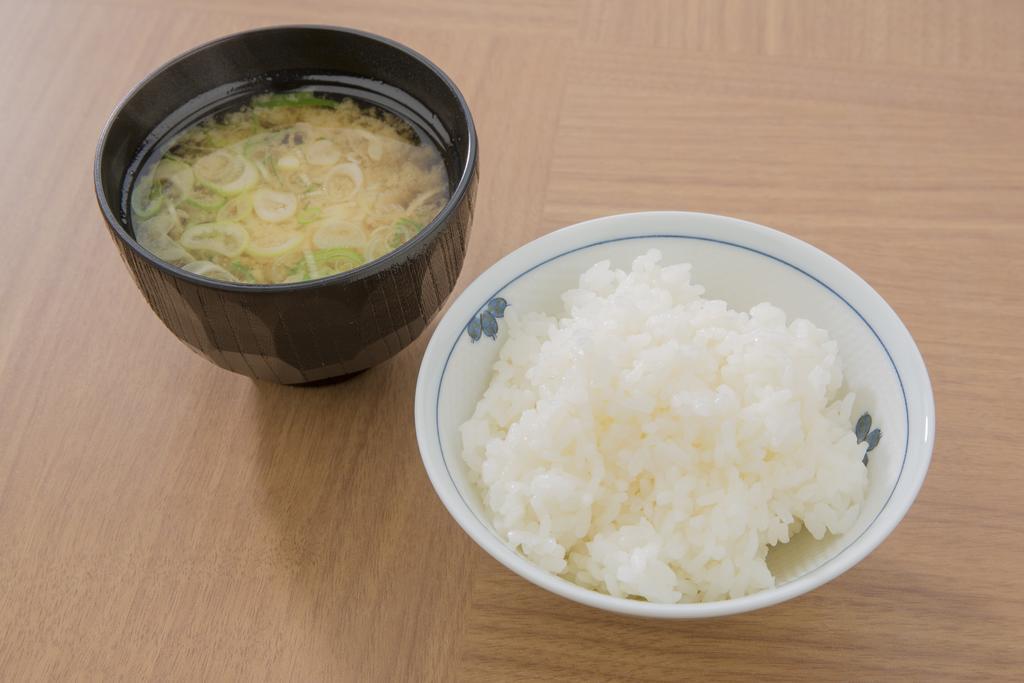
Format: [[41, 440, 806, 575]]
[[129, 91, 449, 284]]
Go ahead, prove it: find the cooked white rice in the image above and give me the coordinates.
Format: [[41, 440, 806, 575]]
[[460, 250, 869, 603]]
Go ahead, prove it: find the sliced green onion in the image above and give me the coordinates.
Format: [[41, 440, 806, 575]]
[[185, 185, 227, 211], [217, 193, 253, 222], [303, 248, 319, 280], [254, 92, 338, 109], [313, 247, 365, 275], [324, 161, 363, 198], [194, 150, 259, 196], [136, 212, 174, 237], [228, 260, 256, 282], [154, 158, 194, 199], [252, 188, 297, 223], [130, 175, 163, 218], [305, 139, 341, 166], [243, 136, 273, 164], [388, 217, 424, 249], [395, 217, 424, 232], [180, 221, 249, 257], [286, 259, 307, 279], [296, 206, 322, 224], [244, 231, 303, 259], [183, 260, 238, 282], [136, 227, 192, 264]]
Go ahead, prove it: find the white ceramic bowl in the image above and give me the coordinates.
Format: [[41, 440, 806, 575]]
[[414, 211, 934, 618]]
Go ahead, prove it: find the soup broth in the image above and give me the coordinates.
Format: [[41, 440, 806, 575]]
[[129, 91, 449, 284]]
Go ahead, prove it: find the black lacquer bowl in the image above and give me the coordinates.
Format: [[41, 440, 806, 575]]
[[95, 26, 478, 384]]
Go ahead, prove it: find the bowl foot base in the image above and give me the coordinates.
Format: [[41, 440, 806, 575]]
[[293, 369, 368, 387]]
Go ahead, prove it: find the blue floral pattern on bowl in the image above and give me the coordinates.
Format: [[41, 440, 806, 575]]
[[855, 412, 882, 464], [467, 297, 508, 342]]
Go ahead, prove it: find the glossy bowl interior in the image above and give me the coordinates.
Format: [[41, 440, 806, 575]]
[[415, 211, 934, 618], [95, 26, 477, 383]]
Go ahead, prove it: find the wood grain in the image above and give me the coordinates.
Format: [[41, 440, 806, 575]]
[[1, 0, 1022, 680]]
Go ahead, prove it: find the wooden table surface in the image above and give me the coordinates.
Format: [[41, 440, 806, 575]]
[[2, 0, 1023, 680]]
